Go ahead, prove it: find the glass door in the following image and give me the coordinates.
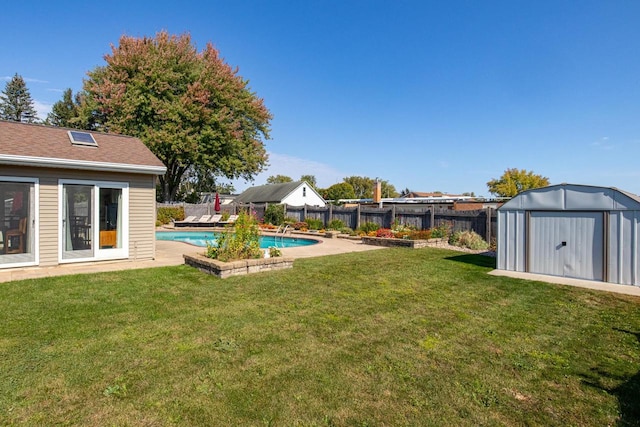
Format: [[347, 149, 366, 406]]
[[62, 184, 94, 260], [0, 179, 37, 267], [99, 188, 122, 250]]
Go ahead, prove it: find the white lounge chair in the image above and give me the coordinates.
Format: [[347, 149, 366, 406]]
[[218, 214, 238, 225], [174, 215, 197, 227], [208, 214, 223, 225], [198, 215, 211, 223]]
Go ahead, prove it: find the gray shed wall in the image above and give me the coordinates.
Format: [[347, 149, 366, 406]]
[[497, 184, 640, 286]]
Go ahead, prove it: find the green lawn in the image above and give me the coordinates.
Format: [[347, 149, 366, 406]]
[[1, 248, 639, 426]]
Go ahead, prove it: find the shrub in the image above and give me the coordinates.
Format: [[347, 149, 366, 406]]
[[264, 204, 285, 225], [340, 227, 354, 235], [449, 230, 489, 250], [359, 222, 380, 234], [430, 222, 451, 239], [305, 217, 324, 230], [206, 210, 262, 262], [284, 217, 298, 225], [327, 219, 346, 230], [156, 206, 185, 225], [391, 220, 415, 233], [292, 221, 308, 230], [376, 228, 395, 238], [409, 229, 432, 240], [268, 246, 282, 258], [393, 230, 411, 239]]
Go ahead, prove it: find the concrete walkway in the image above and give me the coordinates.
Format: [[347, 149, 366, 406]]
[[489, 269, 640, 297], [0, 235, 383, 283]]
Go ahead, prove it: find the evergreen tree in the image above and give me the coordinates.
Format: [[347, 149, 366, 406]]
[[47, 88, 80, 127], [0, 73, 38, 123]]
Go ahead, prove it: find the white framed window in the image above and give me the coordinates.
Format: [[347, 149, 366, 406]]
[[58, 179, 129, 263], [0, 177, 39, 268]]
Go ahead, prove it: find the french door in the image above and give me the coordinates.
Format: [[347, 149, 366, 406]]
[[0, 177, 38, 268], [60, 180, 128, 262]]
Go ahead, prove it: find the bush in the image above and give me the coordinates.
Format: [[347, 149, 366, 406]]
[[292, 221, 308, 231], [284, 217, 298, 225], [304, 217, 324, 230], [449, 230, 489, 250], [157, 206, 185, 225], [359, 222, 380, 234], [264, 204, 285, 225], [206, 210, 262, 262], [340, 227, 354, 235], [327, 219, 345, 230], [409, 230, 432, 240], [430, 222, 451, 239], [376, 228, 395, 238]]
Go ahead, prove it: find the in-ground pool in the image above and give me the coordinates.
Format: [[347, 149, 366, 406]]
[[156, 231, 319, 249]]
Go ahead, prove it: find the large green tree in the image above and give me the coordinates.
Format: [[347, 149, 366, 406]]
[[81, 31, 272, 201], [46, 88, 81, 127], [0, 73, 38, 123], [343, 176, 399, 198], [487, 168, 550, 197], [266, 175, 293, 184], [323, 182, 356, 201]]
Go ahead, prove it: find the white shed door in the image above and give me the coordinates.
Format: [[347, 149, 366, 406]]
[[528, 211, 604, 281]]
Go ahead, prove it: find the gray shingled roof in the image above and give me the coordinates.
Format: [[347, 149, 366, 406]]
[[0, 120, 166, 174], [235, 181, 305, 204]]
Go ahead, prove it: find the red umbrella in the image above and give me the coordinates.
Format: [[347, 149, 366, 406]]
[[214, 192, 221, 212]]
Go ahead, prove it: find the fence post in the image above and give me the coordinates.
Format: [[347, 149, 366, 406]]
[[430, 205, 435, 229], [391, 205, 396, 226], [284, 203, 288, 219], [356, 204, 361, 230], [328, 204, 333, 226], [303, 204, 308, 220], [486, 207, 492, 243]]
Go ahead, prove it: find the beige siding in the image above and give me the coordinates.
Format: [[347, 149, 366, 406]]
[[0, 166, 158, 267], [128, 174, 156, 261]]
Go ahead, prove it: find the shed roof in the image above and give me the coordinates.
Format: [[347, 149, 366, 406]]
[[0, 120, 166, 175], [499, 183, 640, 211], [235, 181, 306, 204]]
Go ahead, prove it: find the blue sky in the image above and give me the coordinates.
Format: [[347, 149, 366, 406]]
[[2, 1, 640, 197]]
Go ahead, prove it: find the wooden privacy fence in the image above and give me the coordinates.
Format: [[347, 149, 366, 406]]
[[159, 202, 498, 243]]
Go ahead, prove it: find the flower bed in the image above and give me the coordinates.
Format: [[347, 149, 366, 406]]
[[184, 252, 294, 278], [361, 236, 447, 248]]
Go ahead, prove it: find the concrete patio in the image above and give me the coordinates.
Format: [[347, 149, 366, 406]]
[[0, 235, 383, 283]]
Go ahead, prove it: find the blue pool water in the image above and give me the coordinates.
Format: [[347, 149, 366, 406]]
[[156, 231, 319, 249]]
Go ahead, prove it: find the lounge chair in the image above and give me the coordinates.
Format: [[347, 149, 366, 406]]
[[219, 214, 238, 225], [208, 214, 222, 225], [174, 215, 197, 227], [196, 215, 212, 225]]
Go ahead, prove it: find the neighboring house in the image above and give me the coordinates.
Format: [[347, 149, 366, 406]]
[[235, 181, 326, 207], [0, 121, 166, 270]]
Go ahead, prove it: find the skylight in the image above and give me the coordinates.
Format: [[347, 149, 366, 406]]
[[68, 131, 97, 147]]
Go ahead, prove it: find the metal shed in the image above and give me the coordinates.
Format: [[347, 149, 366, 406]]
[[497, 184, 640, 286]]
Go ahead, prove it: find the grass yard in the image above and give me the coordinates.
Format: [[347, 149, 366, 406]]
[[1, 248, 639, 426]]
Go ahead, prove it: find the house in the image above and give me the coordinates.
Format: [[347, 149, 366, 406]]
[[497, 183, 640, 286], [0, 121, 166, 270], [234, 181, 326, 207]]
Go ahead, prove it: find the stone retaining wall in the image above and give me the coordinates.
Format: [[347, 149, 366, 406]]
[[361, 237, 446, 248], [184, 253, 294, 278]]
